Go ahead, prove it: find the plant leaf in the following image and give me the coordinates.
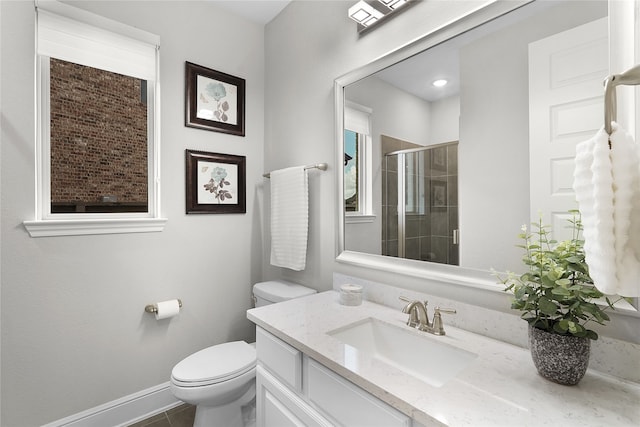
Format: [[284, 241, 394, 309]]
[[585, 330, 599, 340], [551, 286, 570, 296], [539, 297, 557, 315]]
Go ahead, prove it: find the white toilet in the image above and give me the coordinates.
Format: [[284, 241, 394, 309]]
[[170, 280, 316, 427]]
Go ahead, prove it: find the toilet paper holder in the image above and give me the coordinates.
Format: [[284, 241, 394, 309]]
[[145, 299, 183, 314]]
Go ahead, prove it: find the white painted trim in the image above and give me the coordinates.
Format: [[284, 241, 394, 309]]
[[345, 214, 376, 224], [42, 382, 181, 427], [23, 217, 168, 237], [336, 250, 501, 292]]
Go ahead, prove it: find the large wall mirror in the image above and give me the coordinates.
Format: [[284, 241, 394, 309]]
[[336, 0, 639, 306]]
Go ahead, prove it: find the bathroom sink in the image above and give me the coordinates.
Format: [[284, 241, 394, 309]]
[[328, 318, 477, 387]]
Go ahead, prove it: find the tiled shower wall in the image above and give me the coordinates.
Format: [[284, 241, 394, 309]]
[[381, 136, 459, 265]]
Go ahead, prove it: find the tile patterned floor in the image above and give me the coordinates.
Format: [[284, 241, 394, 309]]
[[128, 404, 195, 427]]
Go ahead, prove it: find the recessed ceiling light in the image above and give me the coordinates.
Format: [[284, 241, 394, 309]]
[[432, 79, 448, 87]]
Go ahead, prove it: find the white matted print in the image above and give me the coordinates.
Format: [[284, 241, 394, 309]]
[[196, 75, 238, 125], [197, 161, 238, 204]]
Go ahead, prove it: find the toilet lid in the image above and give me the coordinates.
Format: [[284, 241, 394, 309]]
[[171, 341, 256, 385], [253, 280, 316, 303]]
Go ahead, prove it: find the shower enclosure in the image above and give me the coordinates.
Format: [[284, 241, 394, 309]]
[[382, 142, 459, 265]]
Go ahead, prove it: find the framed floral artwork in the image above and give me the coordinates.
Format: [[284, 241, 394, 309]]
[[185, 150, 246, 214], [185, 62, 245, 136]]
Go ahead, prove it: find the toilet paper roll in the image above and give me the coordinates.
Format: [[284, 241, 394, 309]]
[[155, 299, 181, 320]]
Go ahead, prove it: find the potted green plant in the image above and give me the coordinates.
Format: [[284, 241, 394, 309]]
[[494, 210, 620, 385]]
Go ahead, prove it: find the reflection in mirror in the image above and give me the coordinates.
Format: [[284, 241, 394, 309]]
[[49, 59, 149, 214], [344, 102, 374, 222], [344, 129, 359, 212], [342, 0, 609, 275], [381, 140, 459, 264]]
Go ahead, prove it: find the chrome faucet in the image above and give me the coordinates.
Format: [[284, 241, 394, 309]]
[[401, 299, 431, 330], [399, 297, 456, 335]]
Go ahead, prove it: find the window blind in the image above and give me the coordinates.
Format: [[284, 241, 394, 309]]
[[344, 103, 372, 136], [36, 1, 159, 81]]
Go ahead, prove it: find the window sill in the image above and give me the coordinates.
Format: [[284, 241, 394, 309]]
[[23, 217, 168, 237], [345, 214, 376, 224]]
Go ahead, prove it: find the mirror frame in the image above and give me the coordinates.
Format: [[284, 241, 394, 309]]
[[335, 1, 531, 292]]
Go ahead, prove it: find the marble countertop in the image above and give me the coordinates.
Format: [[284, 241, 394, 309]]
[[247, 291, 640, 426]]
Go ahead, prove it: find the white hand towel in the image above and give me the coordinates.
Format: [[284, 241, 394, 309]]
[[573, 122, 640, 297], [270, 166, 309, 271], [609, 122, 640, 297], [574, 126, 617, 293]]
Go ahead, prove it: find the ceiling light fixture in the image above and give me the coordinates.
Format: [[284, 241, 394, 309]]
[[348, 1, 383, 27], [432, 79, 448, 88], [349, 0, 416, 33], [379, 0, 407, 10]]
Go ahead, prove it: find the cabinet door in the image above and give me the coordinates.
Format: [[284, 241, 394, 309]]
[[257, 327, 303, 391], [257, 365, 332, 427], [307, 358, 411, 427]]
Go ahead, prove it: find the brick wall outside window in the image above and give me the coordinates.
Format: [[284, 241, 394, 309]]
[[49, 58, 148, 210]]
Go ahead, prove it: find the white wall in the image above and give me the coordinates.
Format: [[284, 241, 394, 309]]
[[429, 95, 460, 145], [347, 76, 432, 146], [0, 1, 264, 425]]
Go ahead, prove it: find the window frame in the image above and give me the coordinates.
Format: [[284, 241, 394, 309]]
[[344, 102, 375, 224], [24, 0, 166, 237]]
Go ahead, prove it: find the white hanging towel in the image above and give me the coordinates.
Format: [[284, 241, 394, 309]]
[[573, 122, 640, 297], [270, 166, 309, 271], [610, 123, 640, 296]]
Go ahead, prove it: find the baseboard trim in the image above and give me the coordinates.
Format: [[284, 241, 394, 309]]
[[42, 382, 181, 427]]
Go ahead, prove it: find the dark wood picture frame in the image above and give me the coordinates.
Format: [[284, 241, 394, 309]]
[[185, 62, 245, 136], [185, 150, 246, 214]]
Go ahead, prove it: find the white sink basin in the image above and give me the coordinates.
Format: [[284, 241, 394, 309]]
[[328, 318, 477, 387]]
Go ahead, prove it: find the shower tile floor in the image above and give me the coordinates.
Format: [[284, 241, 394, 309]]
[[128, 404, 195, 427]]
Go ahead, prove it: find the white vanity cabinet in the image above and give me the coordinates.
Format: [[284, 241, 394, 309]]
[[256, 327, 331, 427], [256, 327, 415, 427], [257, 365, 332, 427]]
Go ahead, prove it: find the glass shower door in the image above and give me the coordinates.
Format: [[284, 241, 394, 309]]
[[382, 143, 459, 265]]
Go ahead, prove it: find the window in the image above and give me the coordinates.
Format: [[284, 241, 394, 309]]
[[344, 129, 360, 212], [24, 0, 166, 237], [48, 58, 149, 214], [344, 102, 374, 222]]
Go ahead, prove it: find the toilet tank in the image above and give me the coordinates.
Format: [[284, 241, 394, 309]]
[[253, 280, 316, 307]]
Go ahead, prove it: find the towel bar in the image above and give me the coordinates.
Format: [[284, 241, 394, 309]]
[[604, 64, 640, 136], [263, 163, 328, 178]]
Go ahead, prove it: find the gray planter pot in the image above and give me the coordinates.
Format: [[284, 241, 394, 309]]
[[528, 324, 590, 385]]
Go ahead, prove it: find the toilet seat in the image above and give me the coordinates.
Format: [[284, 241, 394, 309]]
[[171, 341, 256, 387]]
